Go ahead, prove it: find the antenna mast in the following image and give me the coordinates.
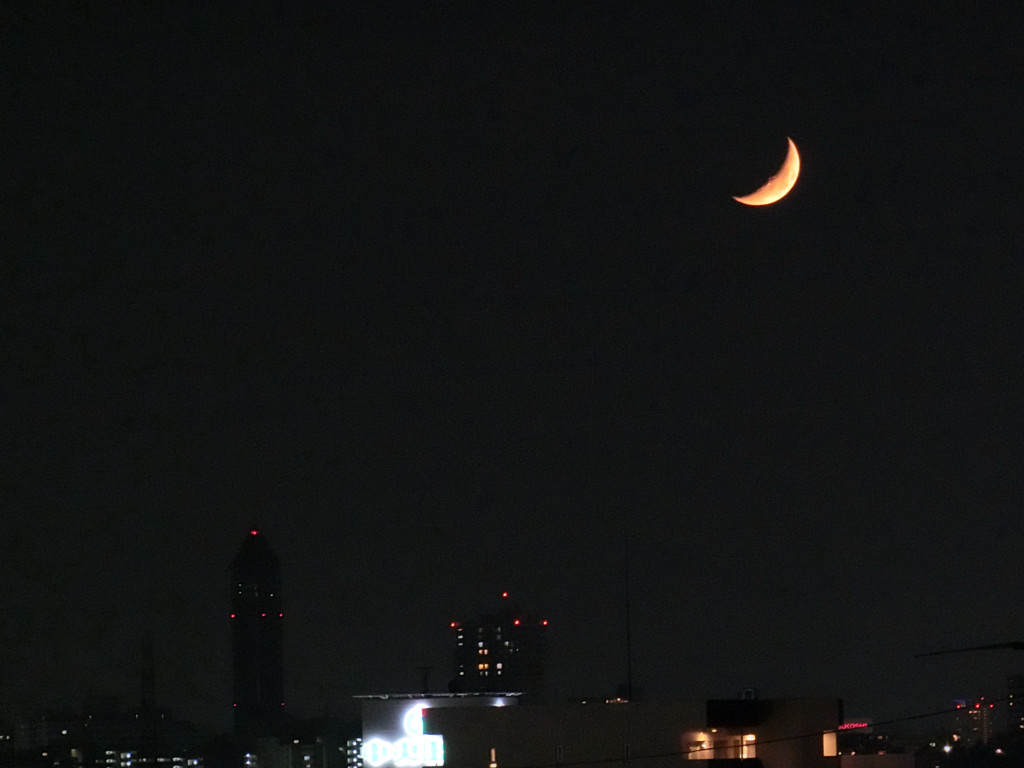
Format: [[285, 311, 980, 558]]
[[625, 537, 633, 701]]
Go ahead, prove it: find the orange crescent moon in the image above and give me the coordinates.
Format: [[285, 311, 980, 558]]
[[732, 137, 800, 206]]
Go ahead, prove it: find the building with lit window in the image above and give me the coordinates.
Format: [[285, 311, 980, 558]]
[[951, 697, 997, 745], [7, 698, 204, 768], [448, 593, 548, 702], [231, 529, 285, 738], [421, 696, 841, 768]]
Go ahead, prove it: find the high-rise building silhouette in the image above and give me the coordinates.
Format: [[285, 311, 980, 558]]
[[448, 592, 548, 701], [952, 697, 997, 745], [138, 630, 160, 763], [231, 529, 284, 738]]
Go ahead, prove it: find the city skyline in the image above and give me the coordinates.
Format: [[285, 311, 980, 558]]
[[5, 524, 1023, 734], [5, 3, 1024, 736]]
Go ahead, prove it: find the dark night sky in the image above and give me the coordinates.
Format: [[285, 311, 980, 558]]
[[3, 3, 1024, 732]]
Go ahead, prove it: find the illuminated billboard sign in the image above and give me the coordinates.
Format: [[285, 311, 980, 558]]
[[362, 706, 444, 767]]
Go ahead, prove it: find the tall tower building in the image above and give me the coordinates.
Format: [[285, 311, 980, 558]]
[[231, 529, 284, 738], [449, 592, 548, 702]]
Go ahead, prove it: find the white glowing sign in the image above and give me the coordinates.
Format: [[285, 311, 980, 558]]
[[362, 706, 444, 768]]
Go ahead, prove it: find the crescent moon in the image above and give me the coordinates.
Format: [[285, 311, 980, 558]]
[[732, 137, 800, 206]]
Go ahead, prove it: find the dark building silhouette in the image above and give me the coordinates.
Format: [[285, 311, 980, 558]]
[[138, 630, 160, 763], [449, 592, 548, 702], [231, 529, 284, 738], [11, 696, 203, 768], [1008, 674, 1024, 734]]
